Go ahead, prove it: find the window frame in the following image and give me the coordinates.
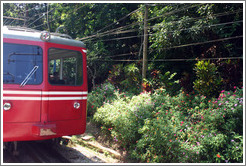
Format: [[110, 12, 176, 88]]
[[3, 42, 43, 85], [48, 47, 83, 86]]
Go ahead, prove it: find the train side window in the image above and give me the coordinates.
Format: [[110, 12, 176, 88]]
[[3, 43, 43, 85], [48, 48, 83, 86]]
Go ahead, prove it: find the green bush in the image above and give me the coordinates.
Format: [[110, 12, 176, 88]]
[[146, 70, 180, 96], [93, 92, 152, 148], [193, 60, 223, 98], [91, 85, 243, 163], [87, 82, 117, 116], [108, 63, 142, 94]]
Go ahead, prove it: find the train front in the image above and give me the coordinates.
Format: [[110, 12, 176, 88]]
[[3, 26, 88, 142]]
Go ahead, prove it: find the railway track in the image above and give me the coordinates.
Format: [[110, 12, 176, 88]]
[[3, 141, 71, 163]]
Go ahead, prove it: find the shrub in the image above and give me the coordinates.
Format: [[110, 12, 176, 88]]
[[91, 85, 243, 163], [93, 92, 153, 148], [87, 82, 117, 116], [146, 70, 180, 96], [108, 63, 142, 94], [193, 60, 223, 98]]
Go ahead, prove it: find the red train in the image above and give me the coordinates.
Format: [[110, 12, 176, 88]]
[[3, 26, 88, 150]]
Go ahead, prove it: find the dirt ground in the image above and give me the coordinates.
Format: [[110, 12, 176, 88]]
[[66, 120, 137, 163]]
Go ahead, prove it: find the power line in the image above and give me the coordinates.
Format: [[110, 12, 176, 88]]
[[79, 4, 197, 41], [89, 35, 243, 62], [149, 20, 243, 38], [28, 5, 57, 28], [149, 9, 243, 29], [147, 3, 203, 22], [3, 4, 46, 26], [32, 4, 86, 29], [18, 3, 41, 16], [95, 6, 144, 34], [166, 35, 243, 50], [77, 12, 143, 41], [80, 5, 242, 42], [79, 21, 141, 41], [83, 20, 243, 43], [88, 56, 243, 62], [105, 52, 139, 58], [3, 16, 25, 21]]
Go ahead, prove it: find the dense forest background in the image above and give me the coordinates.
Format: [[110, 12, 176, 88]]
[[3, 3, 243, 95]]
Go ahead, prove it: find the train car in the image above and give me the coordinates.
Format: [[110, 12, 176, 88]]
[[2, 26, 88, 150]]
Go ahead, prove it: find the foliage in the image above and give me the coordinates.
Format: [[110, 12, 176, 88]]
[[87, 82, 117, 117], [92, 85, 243, 163], [217, 59, 243, 91], [148, 3, 243, 91], [108, 63, 142, 94], [145, 70, 180, 96], [193, 60, 223, 98], [3, 3, 243, 92]]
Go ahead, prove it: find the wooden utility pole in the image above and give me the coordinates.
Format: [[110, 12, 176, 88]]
[[24, 4, 27, 27], [142, 4, 148, 82], [47, 3, 50, 32]]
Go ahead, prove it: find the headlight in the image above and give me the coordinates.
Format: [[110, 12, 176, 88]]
[[3, 102, 11, 111]]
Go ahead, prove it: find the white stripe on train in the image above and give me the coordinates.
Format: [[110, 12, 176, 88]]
[[3, 96, 87, 100], [3, 91, 88, 95]]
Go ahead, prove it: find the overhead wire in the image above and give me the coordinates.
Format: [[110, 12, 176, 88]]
[[77, 7, 144, 41], [80, 4, 242, 42], [3, 3, 48, 26], [88, 56, 243, 62], [3, 16, 25, 26], [17, 3, 41, 16], [149, 9, 243, 29], [89, 3, 199, 39], [147, 3, 203, 22], [83, 19, 243, 43], [79, 4, 198, 41], [32, 4, 86, 29], [95, 6, 144, 34], [90, 35, 243, 62], [28, 5, 58, 28], [164, 35, 243, 50]]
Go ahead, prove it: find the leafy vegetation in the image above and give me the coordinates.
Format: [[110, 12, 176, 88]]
[[193, 60, 223, 98], [91, 85, 243, 163], [3, 3, 243, 92]]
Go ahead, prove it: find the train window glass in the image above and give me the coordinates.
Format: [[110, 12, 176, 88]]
[[3, 43, 43, 85], [48, 48, 83, 86]]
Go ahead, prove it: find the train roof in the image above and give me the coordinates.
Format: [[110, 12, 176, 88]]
[[3, 26, 86, 48]]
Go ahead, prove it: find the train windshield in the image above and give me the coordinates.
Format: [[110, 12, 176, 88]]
[[48, 48, 83, 86], [3, 43, 43, 85]]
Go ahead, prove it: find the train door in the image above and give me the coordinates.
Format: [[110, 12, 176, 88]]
[[47, 47, 85, 121], [3, 42, 43, 123]]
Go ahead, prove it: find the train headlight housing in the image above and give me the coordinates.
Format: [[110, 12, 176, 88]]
[[3, 102, 11, 111], [40, 31, 51, 41]]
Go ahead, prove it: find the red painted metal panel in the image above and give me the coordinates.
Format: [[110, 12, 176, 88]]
[[3, 96, 41, 123], [48, 100, 82, 121]]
